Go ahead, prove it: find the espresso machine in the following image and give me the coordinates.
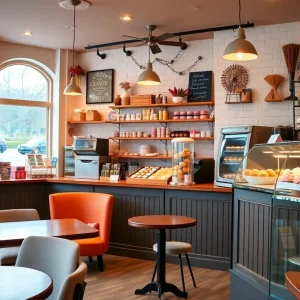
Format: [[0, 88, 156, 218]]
[[73, 136, 109, 180]]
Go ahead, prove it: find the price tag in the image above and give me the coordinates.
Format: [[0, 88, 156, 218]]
[[109, 175, 119, 182], [267, 134, 282, 144]]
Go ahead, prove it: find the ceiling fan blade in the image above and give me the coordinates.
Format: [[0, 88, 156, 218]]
[[150, 44, 162, 54], [158, 41, 184, 47], [153, 33, 174, 42], [121, 35, 146, 41]]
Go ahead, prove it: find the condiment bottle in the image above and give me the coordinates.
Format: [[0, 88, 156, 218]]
[[159, 110, 163, 120], [163, 110, 168, 120]]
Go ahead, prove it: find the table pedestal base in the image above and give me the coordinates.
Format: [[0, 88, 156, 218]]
[[135, 282, 188, 299]]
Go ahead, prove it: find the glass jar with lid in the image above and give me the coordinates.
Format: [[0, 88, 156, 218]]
[[170, 138, 195, 185]]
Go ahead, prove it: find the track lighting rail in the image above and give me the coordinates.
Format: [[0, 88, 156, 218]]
[[85, 23, 254, 50]]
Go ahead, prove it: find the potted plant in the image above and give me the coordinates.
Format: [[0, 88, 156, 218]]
[[168, 87, 189, 103], [119, 81, 131, 105]]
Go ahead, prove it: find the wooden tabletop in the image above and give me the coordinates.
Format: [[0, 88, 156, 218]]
[[286, 272, 300, 299], [0, 219, 99, 247], [128, 215, 197, 229], [0, 266, 53, 300]]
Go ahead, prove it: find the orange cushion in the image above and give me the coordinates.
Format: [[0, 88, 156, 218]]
[[87, 222, 99, 230], [74, 236, 105, 256]]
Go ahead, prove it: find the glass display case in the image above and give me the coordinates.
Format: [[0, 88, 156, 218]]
[[233, 141, 300, 300], [170, 138, 195, 185], [64, 146, 75, 177]]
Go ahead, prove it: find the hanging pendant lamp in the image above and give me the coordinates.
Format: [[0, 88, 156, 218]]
[[223, 0, 258, 61], [64, 0, 82, 95], [137, 34, 161, 85]]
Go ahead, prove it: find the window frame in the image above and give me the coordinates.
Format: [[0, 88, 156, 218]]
[[0, 60, 53, 158]]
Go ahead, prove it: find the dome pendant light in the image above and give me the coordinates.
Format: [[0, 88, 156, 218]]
[[64, 0, 82, 96], [223, 0, 258, 61], [137, 37, 161, 85]]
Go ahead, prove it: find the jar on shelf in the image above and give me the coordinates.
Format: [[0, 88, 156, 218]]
[[170, 138, 195, 186]]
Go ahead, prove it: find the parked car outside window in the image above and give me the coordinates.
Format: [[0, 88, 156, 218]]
[[17, 138, 46, 155], [0, 137, 7, 153]]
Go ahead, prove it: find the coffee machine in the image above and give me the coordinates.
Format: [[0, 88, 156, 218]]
[[73, 136, 110, 180]]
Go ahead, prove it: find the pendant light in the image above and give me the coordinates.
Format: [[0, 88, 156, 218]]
[[137, 37, 161, 85], [64, 0, 82, 95], [223, 0, 258, 61]]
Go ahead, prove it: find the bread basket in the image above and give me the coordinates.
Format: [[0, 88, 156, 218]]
[[243, 175, 277, 185]]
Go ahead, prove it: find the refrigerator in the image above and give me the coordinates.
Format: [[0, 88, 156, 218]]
[[215, 126, 273, 187], [63, 146, 75, 177]]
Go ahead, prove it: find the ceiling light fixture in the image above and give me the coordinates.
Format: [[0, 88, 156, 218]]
[[22, 31, 33, 36], [64, 0, 82, 96], [120, 15, 132, 21], [137, 37, 161, 85], [223, 0, 258, 61]]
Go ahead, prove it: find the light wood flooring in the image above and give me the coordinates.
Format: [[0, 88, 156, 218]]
[[83, 255, 230, 300]]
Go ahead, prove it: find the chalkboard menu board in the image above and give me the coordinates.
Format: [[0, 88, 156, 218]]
[[187, 71, 213, 102], [86, 69, 114, 104]]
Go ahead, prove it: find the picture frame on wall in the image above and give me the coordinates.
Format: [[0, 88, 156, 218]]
[[86, 69, 114, 104]]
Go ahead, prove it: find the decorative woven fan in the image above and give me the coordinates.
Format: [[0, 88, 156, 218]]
[[264, 74, 285, 102], [221, 64, 249, 93]]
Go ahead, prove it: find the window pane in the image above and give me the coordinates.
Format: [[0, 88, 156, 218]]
[[0, 105, 47, 166], [0, 65, 48, 101]]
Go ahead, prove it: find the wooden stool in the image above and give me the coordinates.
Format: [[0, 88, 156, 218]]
[[151, 241, 196, 293], [286, 272, 300, 299]]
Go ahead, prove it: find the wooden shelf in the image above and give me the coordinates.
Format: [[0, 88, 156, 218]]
[[105, 119, 214, 124], [264, 99, 284, 103], [108, 102, 214, 109], [109, 137, 214, 141], [67, 121, 106, 124], [110, 155, 208, 160], [225, 101, 252, 104]]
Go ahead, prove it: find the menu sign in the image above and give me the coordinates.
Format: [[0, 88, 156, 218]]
[[86, 69, 114, 104], [187, 71, 213, 102]]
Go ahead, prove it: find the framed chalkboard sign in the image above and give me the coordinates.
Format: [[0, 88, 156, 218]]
[[86, 69, 114, 104], [187, 71, 213, 102]]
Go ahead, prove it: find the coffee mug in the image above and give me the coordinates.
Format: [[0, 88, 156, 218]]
[[206, 131, 212, 137]]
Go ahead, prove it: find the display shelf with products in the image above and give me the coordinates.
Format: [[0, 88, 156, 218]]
[[292, 81, 300, 140], [105, 119, 214, 124], [67, 120, 106, 124], [109, 137, 214, 141]]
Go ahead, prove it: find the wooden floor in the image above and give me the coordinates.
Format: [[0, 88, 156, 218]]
[[84, 255, 230, 300]]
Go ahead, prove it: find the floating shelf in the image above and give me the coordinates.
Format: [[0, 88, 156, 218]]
[[225, 101, 252, 104], [264, 99, 284, 103], [108, 102, 214, 109], [110, 154, 207, 160], [109, 137, 214, 141], [105, 119, 214, 124], [67, 121, 106, 124]]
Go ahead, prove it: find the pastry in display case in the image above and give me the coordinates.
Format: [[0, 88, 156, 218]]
[[170, 138, 195, 185]]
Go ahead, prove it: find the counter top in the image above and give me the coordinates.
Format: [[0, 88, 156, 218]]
[[0, 177, 231, 193], [233, 183, 274, 194]]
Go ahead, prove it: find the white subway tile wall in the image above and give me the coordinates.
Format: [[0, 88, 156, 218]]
[[72, 22, 300, 162]]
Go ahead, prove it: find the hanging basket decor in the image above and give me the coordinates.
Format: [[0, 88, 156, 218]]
[[264, 74, 285, 102]]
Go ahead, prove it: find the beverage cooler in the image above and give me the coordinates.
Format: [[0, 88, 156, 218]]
[[63, 146, 75, 177], [215, 126, 273, 187]]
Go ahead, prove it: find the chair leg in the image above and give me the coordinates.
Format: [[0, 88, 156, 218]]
[[151, 260, 158, 282], [178, 254, 186, 293], [89, 256, 93, 262], [97, 254, 104, 272], [185, 253, 196, 288]]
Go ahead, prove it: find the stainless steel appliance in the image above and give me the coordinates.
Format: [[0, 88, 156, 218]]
[[215, 126, 273, 187], [63, 146, 75, 177], [73, 136, 109, 179]]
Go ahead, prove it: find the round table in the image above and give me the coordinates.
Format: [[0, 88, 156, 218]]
[[0, 266, 53, 300], [128, 215, 197, 299]]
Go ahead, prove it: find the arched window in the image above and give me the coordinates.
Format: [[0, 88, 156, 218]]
[[0, 61, 52, 166]]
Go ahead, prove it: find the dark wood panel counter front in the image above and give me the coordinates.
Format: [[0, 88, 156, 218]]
[[0, 177, 232, 271]]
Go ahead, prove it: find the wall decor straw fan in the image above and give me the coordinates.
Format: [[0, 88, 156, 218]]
[[264, 74, 285, 102]]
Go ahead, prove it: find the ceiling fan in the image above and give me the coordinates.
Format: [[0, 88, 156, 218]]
[[122, 25, 186, 54]]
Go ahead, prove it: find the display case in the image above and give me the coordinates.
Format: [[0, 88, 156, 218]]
[[170, 138, 195, 185], [233, 141, 300, 300], [63, 146, 75, 177]]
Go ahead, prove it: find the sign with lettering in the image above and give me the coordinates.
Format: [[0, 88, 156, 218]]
[[187, 71, 213, 102], [86, 69, 114, 104]]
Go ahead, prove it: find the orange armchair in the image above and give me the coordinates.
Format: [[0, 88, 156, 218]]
[[49, 192, 114, 272]]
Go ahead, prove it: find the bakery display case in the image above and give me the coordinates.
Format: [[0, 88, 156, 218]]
[[232, 141, 300, 300]]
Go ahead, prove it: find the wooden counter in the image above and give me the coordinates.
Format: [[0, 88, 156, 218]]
[[0, 177, 232, 271], [0, 177, 231, 193]]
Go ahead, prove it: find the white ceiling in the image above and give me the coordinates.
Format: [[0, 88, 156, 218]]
[[1, 0, 300, 52]]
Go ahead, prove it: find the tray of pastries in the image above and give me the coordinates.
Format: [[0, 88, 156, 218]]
[[127, 166, 172, 185], [242, 168, 279, 185]]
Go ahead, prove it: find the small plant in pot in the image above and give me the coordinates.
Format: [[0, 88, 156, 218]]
[[119, 81, 131, 105], [168, 87, 189, 103]]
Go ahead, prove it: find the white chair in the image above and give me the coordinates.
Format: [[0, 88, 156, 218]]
[[0, 209, 39, 265], [152, 241, 196, 293], [16, 236, 87, 300]]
